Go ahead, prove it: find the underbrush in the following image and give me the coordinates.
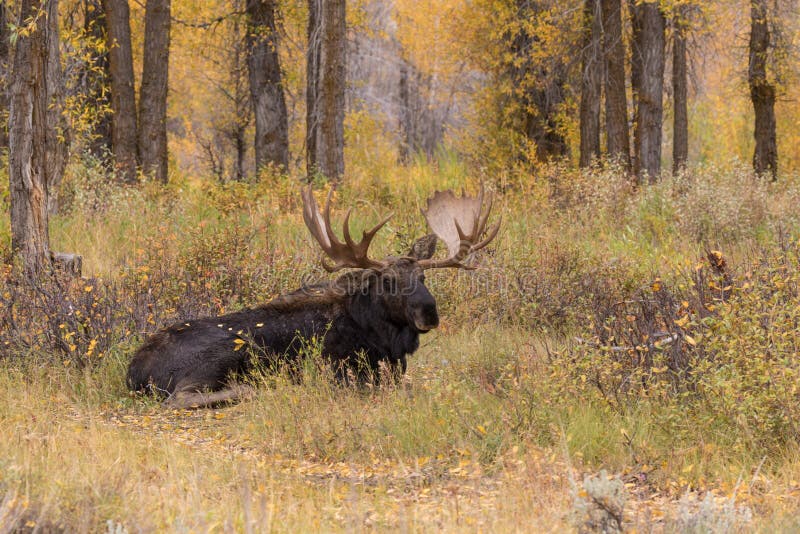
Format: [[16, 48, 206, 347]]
[[2, 157, 800, 529], [559, 242, 800, 463]]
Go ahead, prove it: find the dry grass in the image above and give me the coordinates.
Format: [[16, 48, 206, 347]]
[[2, 326, 800, 532], [2, 157, 800, 531], [0, 335, 571, 532]]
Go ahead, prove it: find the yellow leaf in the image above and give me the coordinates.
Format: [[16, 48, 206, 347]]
[[233, 338, 246, 351], [651, 278, 662, 291], [682, 464, 694, 473], [684, 335, 697, 346]]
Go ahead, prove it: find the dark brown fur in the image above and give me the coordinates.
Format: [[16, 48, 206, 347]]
[[127, 249, 439, 408]]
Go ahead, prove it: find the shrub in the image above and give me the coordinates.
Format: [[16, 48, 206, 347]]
[[570, 470, 627, 533], [668, 492, 752, 534], [691, 244, 800, 452], [561, 242, 800, 454]]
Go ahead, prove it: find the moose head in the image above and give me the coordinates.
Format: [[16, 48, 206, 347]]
[[301, 184, 501, 333]]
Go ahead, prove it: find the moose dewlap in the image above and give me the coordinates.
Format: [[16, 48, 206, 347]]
[[127, 185, 501, 408]]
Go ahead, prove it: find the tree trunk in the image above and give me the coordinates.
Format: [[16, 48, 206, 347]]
[[672, 9, 688, 173], [246, 0, 289, 174], [85, 0, 113, 158], [579, 0, 602, 168], [508, 0, 568, 163], [306, 0, 320, 175], [628, 0, 641, 176], [398, 60, 411, 163], [630, 0, 665, 184], [46, 0, 70, 214], [9, 0, 68, 272], [138, 0, 171, 183], [307, 0, 346, 180], [235, 127, 246, 181], [0, 2, 9, 149], [103, 0, 138, 182], [748, 0, 777, 180], [601, 0, 630, 169]]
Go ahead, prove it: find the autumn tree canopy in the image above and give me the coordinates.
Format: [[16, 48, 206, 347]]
[[2, 0, 799, 197]]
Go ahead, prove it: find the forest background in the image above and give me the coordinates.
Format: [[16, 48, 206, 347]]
[[1, 0, 800, 531]]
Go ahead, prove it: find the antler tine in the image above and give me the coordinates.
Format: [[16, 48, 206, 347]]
[[470, 218, 502, 252], [475, 183, 485, 226], [475, 190, 493, 238], [301, 186, 330, 251], [322, 189, 345, 249], [301, 185, 390, 272], [342, 209, 356, 248], [361, 214, 392, 248]]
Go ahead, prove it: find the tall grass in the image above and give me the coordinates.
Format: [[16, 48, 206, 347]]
[[1, 154, 800, 530]]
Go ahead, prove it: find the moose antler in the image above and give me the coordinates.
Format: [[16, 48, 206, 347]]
[[418, 184, 501, 270], [301, 185, 392, 272]]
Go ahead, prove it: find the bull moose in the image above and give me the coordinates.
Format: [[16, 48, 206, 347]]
[[127, 185, 500, 408]]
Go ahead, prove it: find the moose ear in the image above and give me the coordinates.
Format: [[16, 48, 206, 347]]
[[407, 234, 438, 260]]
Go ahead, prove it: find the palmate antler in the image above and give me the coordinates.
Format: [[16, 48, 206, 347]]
[[418, 184, 501, 270], [301, 185, 392, 272]]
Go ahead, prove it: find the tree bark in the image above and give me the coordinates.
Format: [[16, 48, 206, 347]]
[[85, 0, 113, 158], [306, 0, 320, 175], [601, 0, 630, 169], [398, 60, 411, 163], [138, 0, 171, 183], [0, 2, 9, 148], [103, 0, 138, 182], [748, 0, 777, 180], [46, 0, 70, 213], [628, 0, 641, 176], [9, 0, 68, 272], [630, 0, 665, 184], [246, 0, 289, 174], [579, 0, 602, 168], [672, 9, 688, 173], [306, 0, 346, 180]]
